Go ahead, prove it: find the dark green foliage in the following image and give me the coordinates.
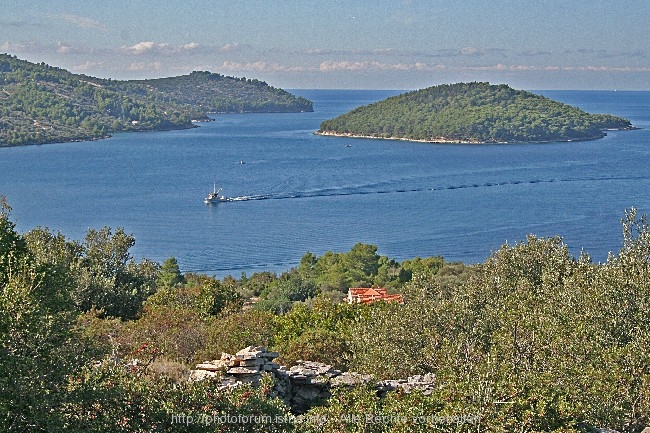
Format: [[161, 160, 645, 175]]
[[302, 385, 462, 433], [121, 303, 209, 365], [202, 310, 276, 360], [0, 200, 95, 432], [297, 243, 404, 293], [397, 255, 445, 282], [272, 297, 366, 370], [122, 275, 247, 363], [158, 256, 185, 288], [201, 277, 244, 316], [24, 226, 159, 320], [74, 227, 159, 319], [0, 198, 27, 287], [131, 71, 313, 113], [2, 197, 650, 431], [0, 54, 313, 146], [62, 357, 293, 432], [238, 271, 278, 298], [319, 82, 632, 143], [255, 272, 318, 314], [342, 224, 650, 432], [145, 274, 242, 318], [246, 243, 441, 314]]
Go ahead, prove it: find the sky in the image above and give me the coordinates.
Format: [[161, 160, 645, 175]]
[[2, 0, 649, 90]]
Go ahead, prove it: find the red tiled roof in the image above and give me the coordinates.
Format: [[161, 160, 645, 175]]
[[347, 287, 404, 305], [349, 287, 388, 295]]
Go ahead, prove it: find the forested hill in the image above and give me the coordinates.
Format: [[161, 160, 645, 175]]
[[125, 71, 313, 114], [318, 82, 633, 143], [0, 54, 313, 146]]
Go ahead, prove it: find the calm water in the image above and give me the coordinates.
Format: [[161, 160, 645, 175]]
[[1, 89, 649, 276]]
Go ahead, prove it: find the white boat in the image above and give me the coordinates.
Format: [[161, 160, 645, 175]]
[[204, 182, 228, 204]]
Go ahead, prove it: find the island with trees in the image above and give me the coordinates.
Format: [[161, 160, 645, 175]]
[[0, 54, 313, 146], [317, 82, 633, 144]]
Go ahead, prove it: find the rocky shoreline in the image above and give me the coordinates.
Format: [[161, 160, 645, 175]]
[[314, 129, 618, 144], [315, 130, 483, 144]]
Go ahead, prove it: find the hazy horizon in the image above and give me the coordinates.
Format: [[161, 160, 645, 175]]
[[2, 0, 649, 90]]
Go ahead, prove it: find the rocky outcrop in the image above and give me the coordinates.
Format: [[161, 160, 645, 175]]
[[376, 373, 437, 398], [188, 346, 280, 389], [190, 346, 436, 413], [273, 361, 373, 413]]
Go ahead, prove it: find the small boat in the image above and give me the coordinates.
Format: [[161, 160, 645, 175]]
[[204, 182, 228, 204]]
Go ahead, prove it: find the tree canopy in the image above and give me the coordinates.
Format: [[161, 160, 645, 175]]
[[1, 196, 649, 431], [318, 82, 633, 143], [0, 54, 313, 146]]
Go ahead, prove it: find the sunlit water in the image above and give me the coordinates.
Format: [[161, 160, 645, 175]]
[[1, 89, 649, 276]]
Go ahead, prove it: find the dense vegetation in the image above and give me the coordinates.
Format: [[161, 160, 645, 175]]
[[0, 54, 313, 146], [1, 195, 649, 432], [128, 71, 313, 114], [318, 82, 632, 143]]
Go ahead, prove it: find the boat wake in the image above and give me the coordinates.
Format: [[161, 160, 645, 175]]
[[228, 194, 272, 202], [222, 173, 648, 203]]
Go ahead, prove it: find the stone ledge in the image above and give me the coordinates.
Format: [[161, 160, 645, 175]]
[[190, 347, 436, 413]]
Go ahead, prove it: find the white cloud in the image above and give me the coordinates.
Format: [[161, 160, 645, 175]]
[[298, 47, 416, 57], [318, 60, 411, 71], [316, 60, 650, 74], [297, 46, 510, 59], [128, 61, 163, 71], [219, 61, 311, 73], [56, 42, 90, 55], [122, 41, 205, 55], [319, 61, 369, 71], [123, 41, 166, 55], [181, 42, 200, 51], [459, 64, 650, 73], [220, 60, 266, 71], [564, 65, 650, 72], [301, 48, 338, 55], [73, 61, 104, 72], [319, 60, 440, 72]]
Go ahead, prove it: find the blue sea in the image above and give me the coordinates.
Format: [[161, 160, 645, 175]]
[[1, 89, 649, 276]]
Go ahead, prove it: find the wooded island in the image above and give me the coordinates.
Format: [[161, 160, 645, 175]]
[[0, 54, 313, 146], [317, 82, 633, 143]]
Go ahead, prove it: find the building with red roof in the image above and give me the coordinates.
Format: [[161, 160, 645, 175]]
[[347, 287, 404, 305]]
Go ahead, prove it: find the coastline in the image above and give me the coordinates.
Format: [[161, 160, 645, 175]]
[[314, 130, 483, 144], [0, 123, 201, 149], [313, 129, 635, 144], [0, 110, 309, 148]]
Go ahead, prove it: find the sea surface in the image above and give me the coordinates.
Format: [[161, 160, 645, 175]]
[[1, 89, 649, 276]]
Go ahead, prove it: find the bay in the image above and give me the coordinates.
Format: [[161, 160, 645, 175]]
[[1, 89, 649, 276]]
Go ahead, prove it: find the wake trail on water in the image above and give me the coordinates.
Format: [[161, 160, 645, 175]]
[[223, 174, 649, 203]]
